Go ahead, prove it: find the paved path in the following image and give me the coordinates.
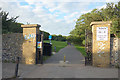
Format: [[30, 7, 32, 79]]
[[44, 45, 85, 64], [20, 45, 118, 78], [2, 63, 39, 78]]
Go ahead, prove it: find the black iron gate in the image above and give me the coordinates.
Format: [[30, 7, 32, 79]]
[[36, 34, 41, 64], [85, 29, 92, 65], [36, 33, 52, 64]]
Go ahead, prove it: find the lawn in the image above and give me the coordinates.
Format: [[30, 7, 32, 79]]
[[74, 44, 87, 57], [43, 40, 67, 61], [44, 40, 67, 52]]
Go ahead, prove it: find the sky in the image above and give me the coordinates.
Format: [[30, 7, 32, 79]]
[[0, 0, 119, 36]]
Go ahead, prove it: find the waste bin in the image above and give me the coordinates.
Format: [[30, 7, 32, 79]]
[[43, 43, 52, 56]]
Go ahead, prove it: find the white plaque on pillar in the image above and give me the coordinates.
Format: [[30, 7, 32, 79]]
[[97, 27, 108, 41]]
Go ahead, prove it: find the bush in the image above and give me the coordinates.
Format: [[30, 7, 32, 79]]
[[82, 40, 85, 45]]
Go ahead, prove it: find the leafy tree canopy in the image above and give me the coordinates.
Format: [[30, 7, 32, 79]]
[[0, 9, 23, 34], [67, 1, 120, 45]]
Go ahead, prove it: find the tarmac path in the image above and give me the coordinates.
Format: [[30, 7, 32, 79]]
[[44, 45, 85, 64], [21, 45, 118, 78]]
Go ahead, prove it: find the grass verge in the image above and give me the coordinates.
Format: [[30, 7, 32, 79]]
[[44, 40, 67, 52], [74, 44, 87, 57]]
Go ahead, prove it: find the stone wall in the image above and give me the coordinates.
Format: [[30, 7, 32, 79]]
[[110, 37, 120, 67], [2, 33, 120, 67], [2, 33, 23, 62]]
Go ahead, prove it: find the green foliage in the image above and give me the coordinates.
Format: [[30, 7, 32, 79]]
[[1, 9, 23, 34], [68, 1, 120, 45], [82, 40, 85, 46], [52, 34, 66, 41], [40, 30, 50, 40]]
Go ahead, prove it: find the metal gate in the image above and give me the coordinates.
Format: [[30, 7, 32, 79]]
[[85, 29, 92, 65]]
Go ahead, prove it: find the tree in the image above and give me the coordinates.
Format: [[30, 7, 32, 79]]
[[40, 31, 50, 40], [0, 9, 23, 34], [52, 34, 66, 41], [68, 1, 120, 45]]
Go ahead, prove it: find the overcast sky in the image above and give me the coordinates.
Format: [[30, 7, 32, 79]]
[[0, 0, 119, 36]]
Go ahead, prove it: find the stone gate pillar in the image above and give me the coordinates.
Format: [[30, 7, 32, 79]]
[[90, 21, 112, 67], [21, 24, 41, 64]]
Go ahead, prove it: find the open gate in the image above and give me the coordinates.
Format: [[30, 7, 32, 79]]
[[85, 29, 92, 65]]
